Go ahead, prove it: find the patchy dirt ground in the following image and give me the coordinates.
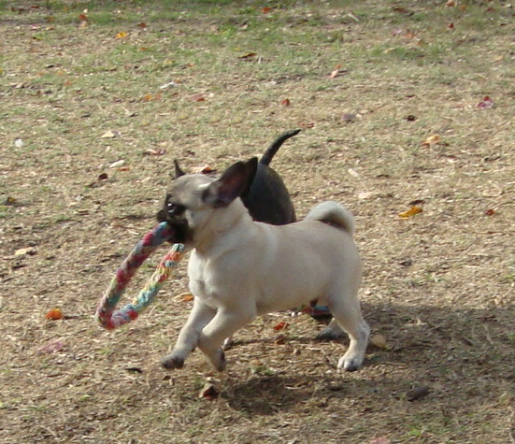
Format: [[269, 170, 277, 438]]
[[1, 1, 514, 443]]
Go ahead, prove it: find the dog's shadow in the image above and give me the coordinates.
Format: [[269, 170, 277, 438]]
[[221, 374, 327, 415]]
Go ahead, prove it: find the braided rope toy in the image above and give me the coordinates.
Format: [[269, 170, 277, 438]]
[[96, 222, 185, 330]]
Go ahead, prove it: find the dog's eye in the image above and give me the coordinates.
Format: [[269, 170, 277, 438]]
[[167, 202, 186, 216]]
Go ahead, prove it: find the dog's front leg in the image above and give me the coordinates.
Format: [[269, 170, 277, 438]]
[[161, 298, 216, 370], [198, 309, 255, 372]]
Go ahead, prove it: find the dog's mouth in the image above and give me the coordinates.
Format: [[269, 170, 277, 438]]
[[156, 208, 191, 244]]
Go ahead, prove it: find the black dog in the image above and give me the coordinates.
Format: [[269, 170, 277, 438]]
[[157, 129, 300, 239]]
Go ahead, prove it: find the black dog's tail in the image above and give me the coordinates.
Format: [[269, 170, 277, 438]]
[[260, 129, 301, 166]]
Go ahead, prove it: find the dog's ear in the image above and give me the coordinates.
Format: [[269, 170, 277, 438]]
[[174, 160, 186, 178], [203, 157, 258, 207]]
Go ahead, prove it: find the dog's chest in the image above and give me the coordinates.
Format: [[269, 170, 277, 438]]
[[187, 254, 228, 308]]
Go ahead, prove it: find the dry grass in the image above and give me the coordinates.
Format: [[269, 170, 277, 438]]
[[1, 0, 515, 443]]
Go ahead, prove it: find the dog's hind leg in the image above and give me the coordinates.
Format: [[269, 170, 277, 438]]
[[325, 294, 370, 372], [198, 309, 255, 372], [161, 299, 216, 370]]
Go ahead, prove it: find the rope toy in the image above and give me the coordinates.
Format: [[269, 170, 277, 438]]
[[96, 222, 185, 330]]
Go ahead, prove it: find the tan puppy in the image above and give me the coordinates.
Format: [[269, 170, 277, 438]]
[[160, 158, 369, 372]]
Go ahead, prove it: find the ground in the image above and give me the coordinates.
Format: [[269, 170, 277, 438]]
[[1, 0, 514, 443]]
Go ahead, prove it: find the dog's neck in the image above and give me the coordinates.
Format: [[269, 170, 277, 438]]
[[192, 200, 252, 255]]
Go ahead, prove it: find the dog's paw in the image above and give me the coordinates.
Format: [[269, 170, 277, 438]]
[[337, 355, 363, 372], [161, 355, 185, 370]]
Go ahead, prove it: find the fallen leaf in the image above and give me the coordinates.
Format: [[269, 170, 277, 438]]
[[239, 52, 257, 60], [137, 22, 147, 28], [125, 367, 143, 374], [38, 340, 65, 354], [342, 113, 356, 122], [273, 321, 289, 331], [405, 114, 417, 122], [262, 6, 272, 13], [115, 31, 128, 39], [484, 209, 496, 216], [407, 386, 430, 402], [370, 334, 389, 350], [199, 383, 218, 400], [98, 172, 108, 180], [109, 160, 125, 169], [173, 293, 194, 302], [15, 247, 37, 256], [446, 0, 456, 6], [188, 93, 205, 102], [328, 64, 344, 78], [145, 148, 166, 156], [398, 206, 423, 219], [3, 196, 17, 205], [299, 122, 315, 129], [101, 130, 116, 139], [194, 165, 216, 174], [281, 98, 291, 106], [448, 22, 455, 29], [422, 134, 440, 147], [477, 96, 494, 108], [45, 308, 63, 320]]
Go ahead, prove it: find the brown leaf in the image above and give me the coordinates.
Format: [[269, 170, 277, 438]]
[[273, 321, 289, 331], [370, 334, 389, 350], [421, 134, 440, 147], [281, 98, 291, 106], [115, 31, 128, 39], [45, 308, 63, 320], [188, 94, 205, 102], [199, 383, 218, 400], [239, 52, 257, 60], [407, 386, 430, 402], [38, 340, 65, 354], [398, 206, 423, 219], [173, 293, 194, 302]]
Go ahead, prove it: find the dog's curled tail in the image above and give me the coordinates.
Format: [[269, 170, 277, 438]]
[[304, 201, 355, 235]]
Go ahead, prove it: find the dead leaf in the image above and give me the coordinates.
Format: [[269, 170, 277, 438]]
[[477, 96, 494, 108], [78, 12, 88, 28], [446, 0, 456, 6], [199, 383, 218, 400], [173, 293, 194, 302], [101, 130, 116, 139], [239, 52, 257, 60], [273, 321, 289, 331], [38, 340, 65, 354], [45, 308, 63, 320], [370, 334, 389, 350], [484, 209, 496, 216], [281, 98, 291, 106], [399, 206, 423, 219], [137, 22, 147, 28], [407, 386, 430, 402], [262, 6, 272, 14], [109, 160, 125, 169], [115, 31, 128, 39], [448, 22, 455, 29], [299, 122, 315, 129], [188, 93, 205, 102], [194, 165, 216, 174], [145, 148, 166, 156], [15, 247, 37, 256], [98, 173, 108, 180], [342, 113, 356, 122], [421, 134, 440, 147]]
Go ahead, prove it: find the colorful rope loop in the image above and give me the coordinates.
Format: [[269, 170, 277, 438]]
[[96, 222, 185, 330]]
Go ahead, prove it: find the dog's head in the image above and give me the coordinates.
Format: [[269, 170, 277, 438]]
[[157, 158, 258, 246]]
